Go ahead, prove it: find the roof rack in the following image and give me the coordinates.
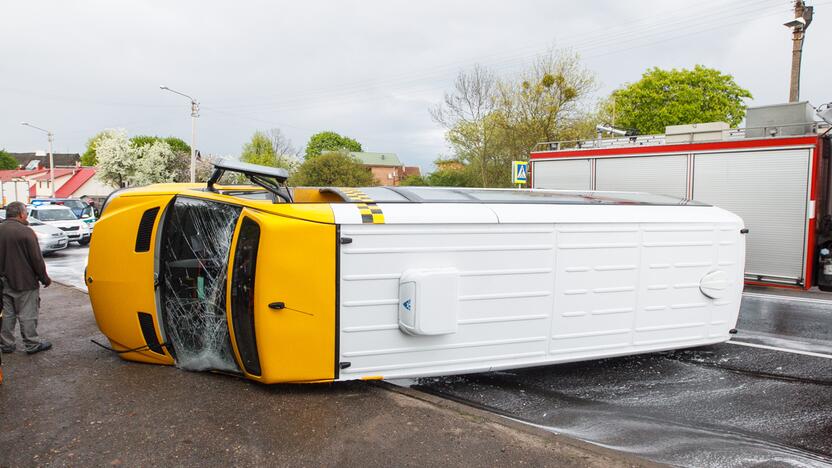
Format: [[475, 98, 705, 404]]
[[207, 159, 292, 203]]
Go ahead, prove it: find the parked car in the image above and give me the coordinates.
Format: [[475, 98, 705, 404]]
[[30, 197, 97, 231], [0, 209, 69, 255], [27, 204, 91, 246]]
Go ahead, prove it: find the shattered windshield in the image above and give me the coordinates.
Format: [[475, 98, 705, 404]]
[[158, 197, 242, 373]]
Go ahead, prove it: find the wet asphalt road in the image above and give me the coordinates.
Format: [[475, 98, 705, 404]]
[[0, 285, 642, 467], [41, 248, 832, 466], [43, 243, 88, 292], [406, 295, 832, 467]]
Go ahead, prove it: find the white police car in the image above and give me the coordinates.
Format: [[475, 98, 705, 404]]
[[27, 204, 91, 246]]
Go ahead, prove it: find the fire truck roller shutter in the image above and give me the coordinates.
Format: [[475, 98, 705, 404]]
[[692, 149, 811, 285], [532, 159, 591, 190], [595, 155, 688, 199]]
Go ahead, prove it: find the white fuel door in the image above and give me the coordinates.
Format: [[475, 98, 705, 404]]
[[398, 268, 459, 336]]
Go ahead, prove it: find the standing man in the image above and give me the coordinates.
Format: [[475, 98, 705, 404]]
[[0, 201, 52, 355]]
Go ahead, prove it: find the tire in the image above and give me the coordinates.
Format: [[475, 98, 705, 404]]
[[819, 284, 832, 293], [78, 238, 91, 246]]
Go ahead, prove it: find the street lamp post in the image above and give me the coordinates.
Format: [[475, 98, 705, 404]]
[[21, 122, 55, 197], [159, 85, 199, 183]]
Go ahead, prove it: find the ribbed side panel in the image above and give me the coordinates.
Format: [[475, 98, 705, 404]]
[[339, 224, 556, 379], [338, 220, 744, 381], [532, 159, 592, 190], [692, 149, 810, 283]]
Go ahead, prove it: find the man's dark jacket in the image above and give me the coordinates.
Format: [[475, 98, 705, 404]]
[[0, 218, 50, 291]]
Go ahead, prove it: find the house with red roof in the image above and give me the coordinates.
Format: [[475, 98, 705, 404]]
[[1, 167, 115, 206]]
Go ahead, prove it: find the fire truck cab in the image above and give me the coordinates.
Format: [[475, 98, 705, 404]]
[[530, 102, 832, 291]]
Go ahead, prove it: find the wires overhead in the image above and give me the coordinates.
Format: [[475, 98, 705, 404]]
[[203, 0, 790, 118]]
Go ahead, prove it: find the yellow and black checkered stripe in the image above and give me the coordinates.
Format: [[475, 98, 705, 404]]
[[341, 188, 385, 224]]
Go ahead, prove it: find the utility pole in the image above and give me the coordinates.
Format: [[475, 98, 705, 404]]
[[784, 0, 814, 102], [48, 131, 54, 196], [160, 85, 200, 182], [21, 122, 56, 197]]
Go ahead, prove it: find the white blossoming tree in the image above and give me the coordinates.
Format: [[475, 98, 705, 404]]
[[95, 129, 180, 187], [128, 141, 178, 186], [95, 129, 134, 188]]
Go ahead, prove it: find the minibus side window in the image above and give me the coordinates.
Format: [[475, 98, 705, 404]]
[[231, 217, 261, 376]]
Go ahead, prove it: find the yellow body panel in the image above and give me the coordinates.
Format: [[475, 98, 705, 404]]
[[229, 210, 337, 383], [87, 192, 175, 365]]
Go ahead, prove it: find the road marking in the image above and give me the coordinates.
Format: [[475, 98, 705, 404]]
[[728, 340, 832, 359], [742, 292, 832, 305]]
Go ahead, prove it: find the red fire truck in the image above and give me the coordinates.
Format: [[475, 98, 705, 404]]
[[530, 102, 832, 290]]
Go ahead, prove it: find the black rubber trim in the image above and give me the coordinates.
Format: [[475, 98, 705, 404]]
[[231, 217, 262, 377], [134, 207, 160, 252], [383, 186, 423, 202], [137, 312, 165, 355], [334, 224, 341, 381]]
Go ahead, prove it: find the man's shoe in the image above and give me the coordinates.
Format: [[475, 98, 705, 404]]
[[26, 341, 52, 355], [0, 346, 14, 354]]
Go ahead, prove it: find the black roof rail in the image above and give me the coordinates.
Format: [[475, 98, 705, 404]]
[[207, 159, 292, 203]]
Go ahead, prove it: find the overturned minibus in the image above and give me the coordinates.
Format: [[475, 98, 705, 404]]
[[87, 160, 746, 383]]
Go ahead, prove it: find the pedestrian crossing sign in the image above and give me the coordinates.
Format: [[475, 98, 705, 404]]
[[512, 161, 528, 185]]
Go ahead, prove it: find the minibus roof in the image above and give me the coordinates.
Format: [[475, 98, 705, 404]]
[[319, 187, 706, 206]]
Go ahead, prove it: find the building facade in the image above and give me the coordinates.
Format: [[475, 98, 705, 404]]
[[350, 152, 421, 186]]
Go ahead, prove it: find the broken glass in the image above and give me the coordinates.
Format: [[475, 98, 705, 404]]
[[158, 197, 241, 373]]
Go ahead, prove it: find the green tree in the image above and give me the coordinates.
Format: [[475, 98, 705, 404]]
[[163, 137, 190, 155], [241, 131, 278, 167], [304, 131, 362, 159], [0, 149, 17, 170], [130, 135, 190, 153], [241, 130, 298, 175], [433, 52, 596, 187], [608, 65, 752, 135], [290, 151, 376, 187], [81, 130, 116, 166], [400, 174, 429, 186], [494, 51, 596, 165], [431, 64, 499, 187], [428, 168, 474, 187], [400, 166, 473, 188]]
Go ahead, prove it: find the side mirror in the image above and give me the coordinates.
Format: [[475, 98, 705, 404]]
[[81, 213, 91, 219]]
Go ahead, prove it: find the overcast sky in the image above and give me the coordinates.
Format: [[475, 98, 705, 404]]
[[1, 0, 830, 171]]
